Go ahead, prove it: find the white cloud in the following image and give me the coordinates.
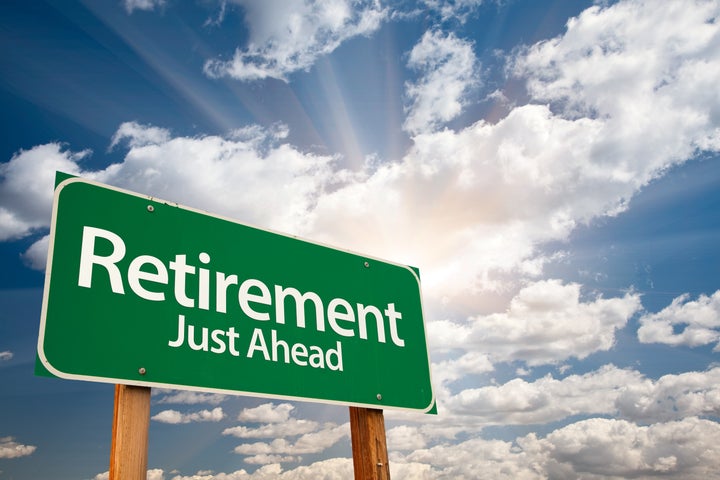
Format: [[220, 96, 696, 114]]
[[423, 365, 720, 431], [421, 0, 485, 23], [0, 143, 86, 241], [204, 0, 386, 81], [154, 390, 228, 406], [638, 290, 720, 349], [616, 367, 720, 423], [151, 407, 225, 424], [512, 0, 720, 157], [169, 459, 353, 480], [224, 403, 347, 464], [392, 417, 720, 480], [386, 425, 428, 451], [3, 124, 338, 270], [94, 469, 164, 480], [223, 419, 319, 439], [403, 30, 479, 135], [20, 234, 49, 271], [429, 280, 641, 366], [0, 351, 13, 361], [0, 437, 36, 459], [538, 417, 720, 479], [232, 423, 349, 458], [122, 0, 165, 15], [147, 470, 166, 480], [237, 403, 295, 423], [444, 364, 642, 425], [110, 121, 171, 149]]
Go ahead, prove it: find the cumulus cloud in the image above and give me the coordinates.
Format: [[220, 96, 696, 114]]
[[151, 407, 225, 424], [445, 364, 641, 425], [168, 459, 353, 480], [538, 417, 720, 479], [222, 403, 348, 465], [419, 365, 720, 432], [232, 423, 349, 460], [429, 280, 641, 366], [403, 30, 479, 134], [223, 419, 319, 439], [237, 403, 295, 423], [3, 124, 338, 270], [0, 143, 86, 241], [204, 0, 386, 81], [638, 290, 720, 349], [94, 469, 164, 480], [392, 417, 720, 480], [616, 367, 720, 423], [512, 0, 720, 155], [0, 437, 36, 458], [110, 121, 171, 149], [0, 351, 13, 361]]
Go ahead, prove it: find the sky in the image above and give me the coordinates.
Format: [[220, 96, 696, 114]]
[[1, 0, 720, 478]]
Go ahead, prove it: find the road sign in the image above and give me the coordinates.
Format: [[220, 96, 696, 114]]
[[38, 175, 434, 412]]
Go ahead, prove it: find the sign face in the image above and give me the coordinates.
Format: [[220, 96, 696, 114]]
[[38, 176, 434, 412]]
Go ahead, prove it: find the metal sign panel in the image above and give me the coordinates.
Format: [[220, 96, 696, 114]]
[[38, 176, 434, 412]]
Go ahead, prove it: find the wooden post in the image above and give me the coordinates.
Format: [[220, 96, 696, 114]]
[[349, 407, 390, 480], [109, 385, 151, 480]]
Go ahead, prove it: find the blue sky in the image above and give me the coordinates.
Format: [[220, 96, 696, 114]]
[[1, 0, 720, 478]]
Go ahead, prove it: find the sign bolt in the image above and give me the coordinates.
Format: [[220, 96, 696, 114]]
[[138, 367, 147, 375], [147, 205, 154, 212], [376, 393, 382, 400], [364, 261, 370, 268]]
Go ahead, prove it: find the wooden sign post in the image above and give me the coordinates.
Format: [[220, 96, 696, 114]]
[[109, 385, 151, 480], [350, 407, 390, 480]]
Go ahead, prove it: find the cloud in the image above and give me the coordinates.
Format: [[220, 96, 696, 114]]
[[151, 407, 225, 424], [539, 417, 720, 479], [94, 469, 164, 480], [0, 437, 36, 458], [20, 234, 49, 270], [237, 402, 295, 423], [223, 419, 319, 439], [168, 459, 353, 479], [386, 425, 428, 451], [429, 280, 641, 366], [223, 403, 348, 464], [153, 390, 228, 406], [110, 121, 171, 149], [122, 0, 165, 15], [638, 290, 720, 349], [232, 423, 349, 462], [204, 0, 386, 81], [403, 30, 479, 135], [420, 0, 485, 24], [419, 365, 720, 432], [3, 124, 338, 270], [512, 0, 720, 154], [0, 351, 13, 361], [0, 143, 86, 241], [393, 417, 720, 479], [616, 367, 720, 423], [444, 364, 641, 425]]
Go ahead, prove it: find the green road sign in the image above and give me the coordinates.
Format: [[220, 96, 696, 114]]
[[38, 175, 434, 412]]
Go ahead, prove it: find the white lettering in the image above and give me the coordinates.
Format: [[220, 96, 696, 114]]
[[169, 254, 195, 308], [238, 279, 271, 321], [328, 298, 355, 337], [275, 286, 324, 331], [128, 255, 167, 301], [78, 226, 126, 293]]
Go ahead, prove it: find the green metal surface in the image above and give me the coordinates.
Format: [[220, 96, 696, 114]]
[[38, 175, 434, 412]]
